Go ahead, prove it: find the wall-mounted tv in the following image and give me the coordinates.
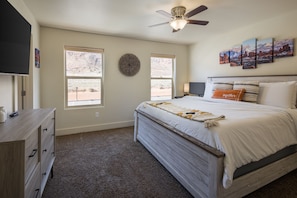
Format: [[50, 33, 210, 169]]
[[0, 0, 32, 76]]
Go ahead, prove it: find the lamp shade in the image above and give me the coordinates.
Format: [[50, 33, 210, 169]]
[[184, 83, 189, 93]]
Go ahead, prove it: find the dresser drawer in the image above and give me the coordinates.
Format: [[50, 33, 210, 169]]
[[41, 113, 55, 142], [41, 138, 54, 171], [25, 163, 41, 198], [41, 135, 54, 173], [25, 129, 39, 184], [40, 138, 55, 195], [41, 136, 54, 160]]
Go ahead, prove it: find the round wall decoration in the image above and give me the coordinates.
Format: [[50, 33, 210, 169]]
[[119, 53, 140, 76]]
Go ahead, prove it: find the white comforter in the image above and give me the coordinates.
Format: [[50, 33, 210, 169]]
[[136, 96, 297, 188]]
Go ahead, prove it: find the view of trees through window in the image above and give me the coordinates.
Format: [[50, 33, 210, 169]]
[[65, 47, 103, 107], [151, 56, 174, 100]]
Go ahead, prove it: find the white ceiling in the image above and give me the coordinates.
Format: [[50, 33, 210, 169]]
[[24, 0, 297, 45]]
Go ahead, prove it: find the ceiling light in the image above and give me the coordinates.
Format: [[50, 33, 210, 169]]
[[170, 17, 187, 30]]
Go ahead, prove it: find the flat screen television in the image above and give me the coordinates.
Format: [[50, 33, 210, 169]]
[[0, 0, 32, 76]]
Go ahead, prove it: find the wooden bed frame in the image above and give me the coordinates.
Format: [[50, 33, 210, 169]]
[[134, 75, 297, 198]]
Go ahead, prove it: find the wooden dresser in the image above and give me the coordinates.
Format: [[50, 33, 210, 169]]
[[0, 108, 56, 198]]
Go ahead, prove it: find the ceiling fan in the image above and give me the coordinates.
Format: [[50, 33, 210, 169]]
[[149, 5, 209, 32]]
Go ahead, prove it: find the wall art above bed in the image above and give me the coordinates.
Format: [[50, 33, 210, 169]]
[[257, 38, 273, 64], [242, 38, 257, 69], [229, 45, 241, 67], [219, 38, 294, 69]]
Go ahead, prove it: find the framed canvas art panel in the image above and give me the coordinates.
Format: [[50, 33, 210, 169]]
[[274, 39, 294, 58], [230, 45, 242, 66], [257, 38, 273, 64], [219, 50, 230, 64], [35, 48, 40, 68], [242, 38, 256, 69]]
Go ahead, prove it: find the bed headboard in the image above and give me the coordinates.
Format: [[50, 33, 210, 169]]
[[189, 82, 205, 97], [203, 74, 297, 109], [207, 74, 297, 83], [190, 74, 297, 98]]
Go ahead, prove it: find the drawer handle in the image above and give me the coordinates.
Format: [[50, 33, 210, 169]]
[[43, 128, 48, 132], [42, 172, 47, 176], [43, 149, 47, 152], [34, 189, 40, 198], [29, 149, 38, 158]]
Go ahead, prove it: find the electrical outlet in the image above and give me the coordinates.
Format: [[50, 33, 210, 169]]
[[95, 112, 99, 117]]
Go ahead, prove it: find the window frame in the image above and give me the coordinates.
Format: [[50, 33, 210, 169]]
[[150, 53, 176, 101], [64, 46, 104, 109]]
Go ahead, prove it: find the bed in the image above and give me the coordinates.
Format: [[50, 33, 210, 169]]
[[134, 75, 297, 198]]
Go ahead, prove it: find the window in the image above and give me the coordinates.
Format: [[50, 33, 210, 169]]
[[65, 46, 103, 108], [150, 54, 175, 101]]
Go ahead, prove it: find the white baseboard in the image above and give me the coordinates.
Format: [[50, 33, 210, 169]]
[[56, 120, 134, 136]]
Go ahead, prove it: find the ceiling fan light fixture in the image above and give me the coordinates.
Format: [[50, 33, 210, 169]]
[[170, 18, 187, 30], [151, 5, 208, 32]]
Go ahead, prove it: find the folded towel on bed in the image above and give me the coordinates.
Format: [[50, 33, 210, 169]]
[[147, 102, 225, 128]]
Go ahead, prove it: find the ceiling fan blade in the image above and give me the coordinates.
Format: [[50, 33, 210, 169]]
[[185, 5, 208, 18], [148, 21, 169, 28], [156, 10, 172, 18], [187, 20, 209, 25]]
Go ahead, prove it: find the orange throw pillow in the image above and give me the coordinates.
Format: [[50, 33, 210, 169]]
[[212, 89, 246, 101]]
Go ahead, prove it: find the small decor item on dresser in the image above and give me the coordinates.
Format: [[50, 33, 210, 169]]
[[0, 107, 7, 123], [9, 111, 18, 118], [119, 53, 140, 76]]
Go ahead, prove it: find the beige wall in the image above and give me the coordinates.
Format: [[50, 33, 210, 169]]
[[189, 9, 297, 82], [0, 0, 40, 114], [40, 27, 188, 135], [0, 76, 15, 112]]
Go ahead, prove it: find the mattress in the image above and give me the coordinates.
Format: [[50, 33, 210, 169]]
[[234, 144, 297, 178], [136, 96, 297, 188]]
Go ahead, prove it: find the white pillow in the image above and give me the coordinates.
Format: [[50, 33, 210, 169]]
[[257, 81, 297, 109], [203, 81, 213, 99], [204, 81, 233, 99]]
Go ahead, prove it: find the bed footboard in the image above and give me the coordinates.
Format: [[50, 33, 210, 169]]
[[134, 110, 297, 198], [134, 110, 225, 198]]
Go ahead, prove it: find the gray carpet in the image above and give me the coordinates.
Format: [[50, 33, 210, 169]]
[[42, 127, 297, 198]]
